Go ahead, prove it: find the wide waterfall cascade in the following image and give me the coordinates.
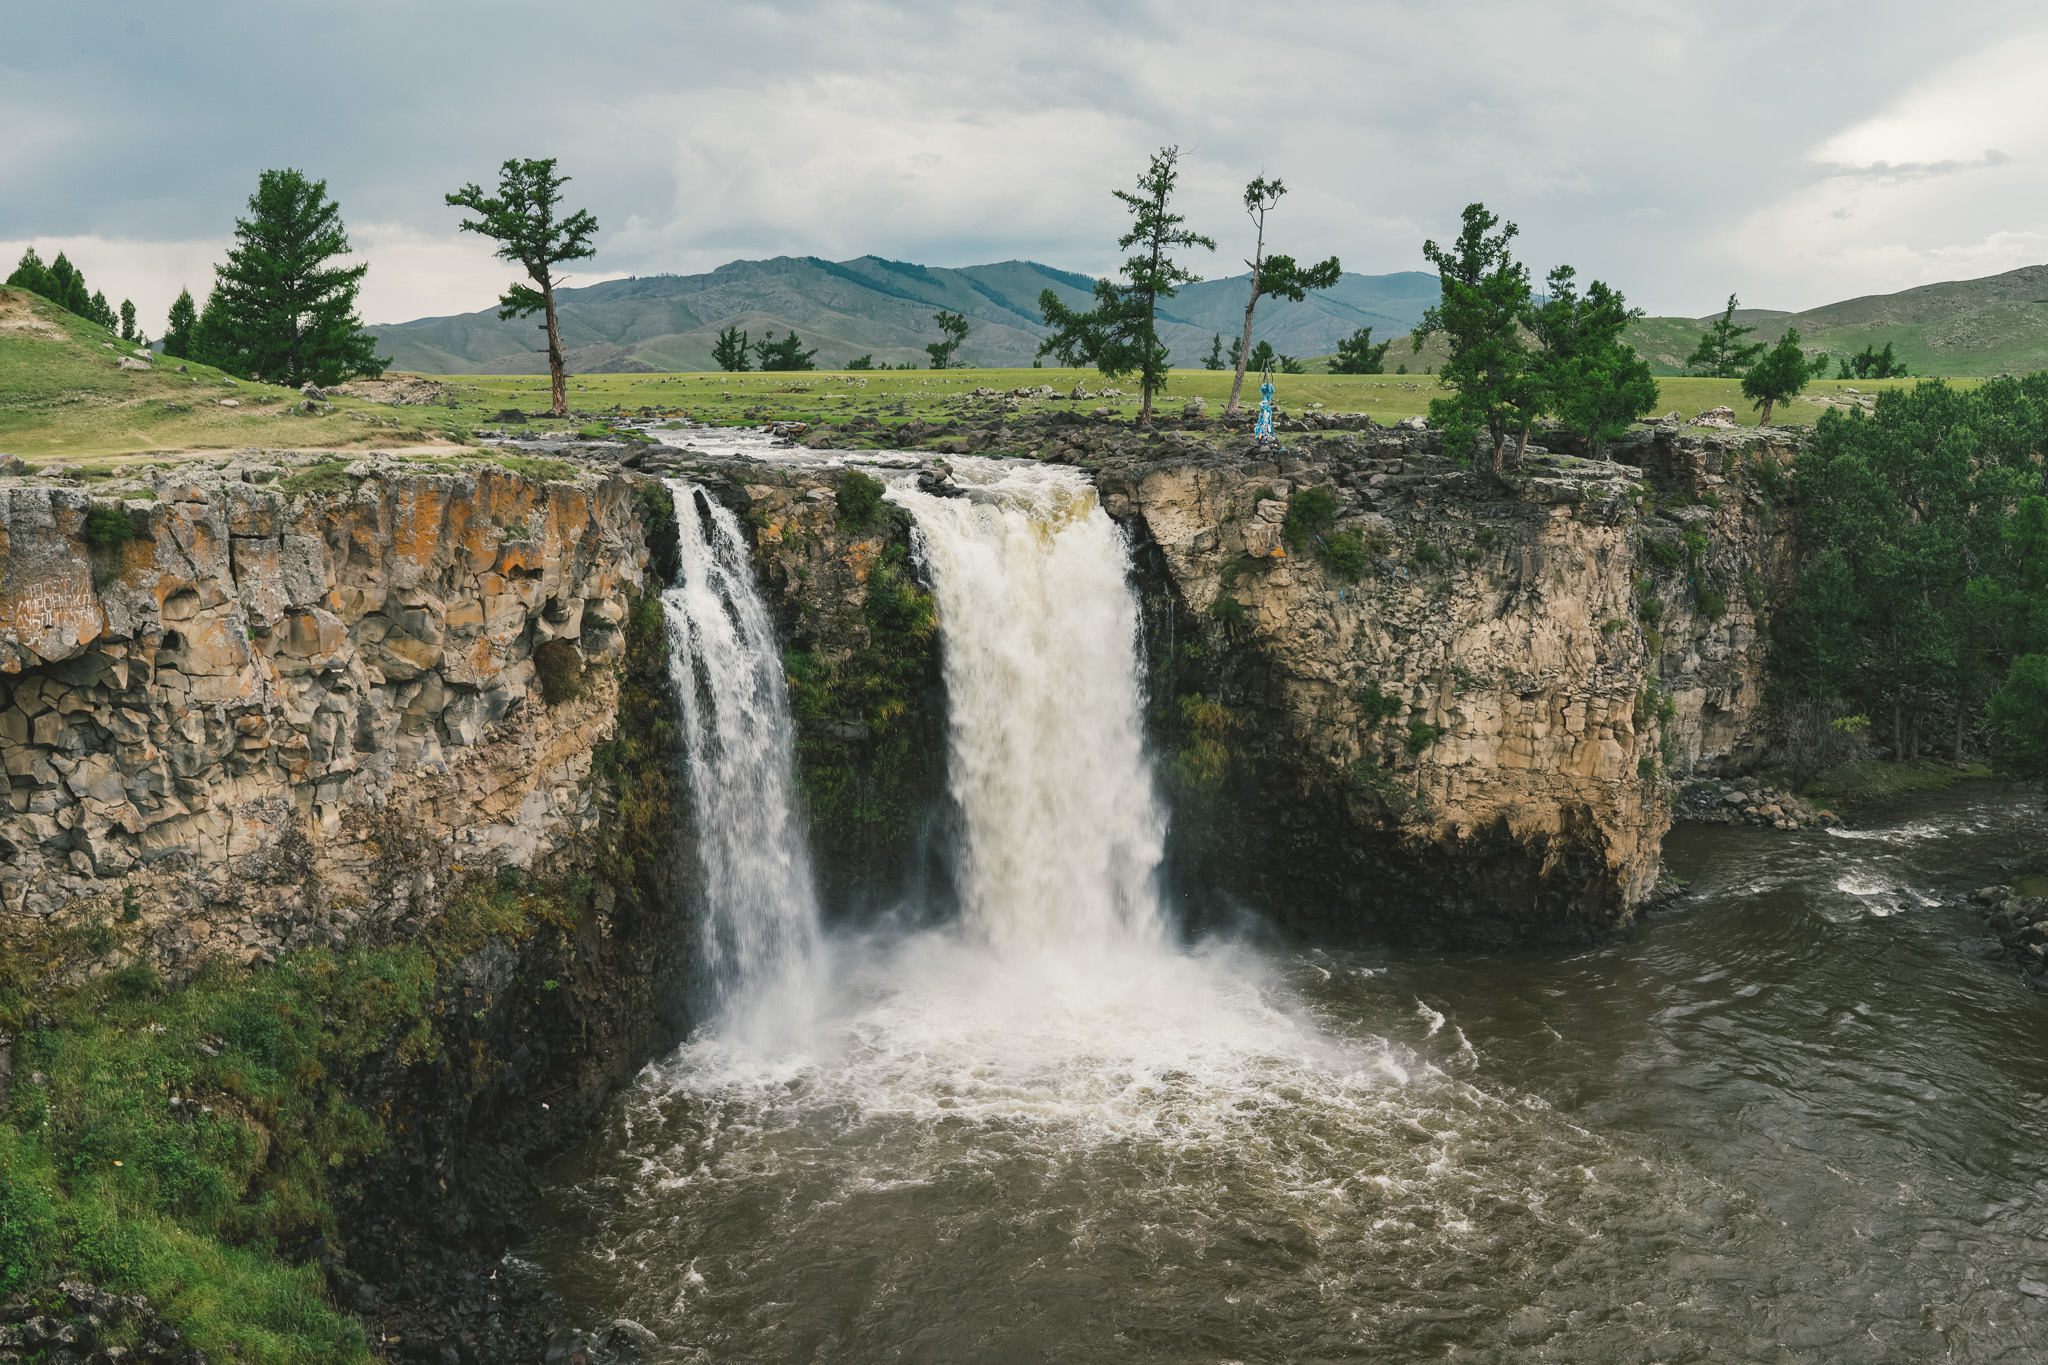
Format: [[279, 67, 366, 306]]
[[888, 464, 1167, 953], [527, 474, 2048, 1362], [661, 481, 822, 1042]]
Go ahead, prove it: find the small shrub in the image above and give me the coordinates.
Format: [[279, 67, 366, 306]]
[[1358, 685, 1405, 724], [1680, 528, 1709, 561], [1697, 585, 1728, 621], [1474, 528, 1497, 548], [1219, 554, 1262, 587], [501, 519, 531, 541], [1642, 535, 1681, 569], [1458, 546, 1482, 563], [278, 461, 358, 498], [1638, 751, 1659, 783], [1742, 567, 1767, 611], [1282, 486, 1338, 549], [495, 866, 526, 893], [1644, 626, 1664, 655], [107, 961, 159, 999], [1602, 617, 1629, 634], [121, 884, 141, 922], [1411, 543, 1442, 566], [1321, 530, 1367, 578], [1209, 594, 1247, 626], [82, 503, 134, 548], [1639, 596, 1664, 624], [1405, 719, 1444, 755], [838, 470, 887, 531], [1172, 694, 1232, 796], [532, 639, 584, 705]]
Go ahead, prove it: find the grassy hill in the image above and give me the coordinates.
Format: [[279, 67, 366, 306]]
[[1623, 264, 2048, 377], [0, 286, 479, 461], [366, 257, 1443, 375]]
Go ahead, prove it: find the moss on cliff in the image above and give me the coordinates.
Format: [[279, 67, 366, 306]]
[[0, 874, 581, 1361], [786, 542, 939, 856]]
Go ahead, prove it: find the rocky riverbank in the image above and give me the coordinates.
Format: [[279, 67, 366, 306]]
[[1971, 884, 2048, 992], [1675, 776, 1839, 829]]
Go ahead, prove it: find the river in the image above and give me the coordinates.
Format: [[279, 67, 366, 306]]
[[523, 453, 2048, 1363]]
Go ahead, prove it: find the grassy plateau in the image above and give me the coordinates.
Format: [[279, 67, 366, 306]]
[[0, 284, 1966, 461]]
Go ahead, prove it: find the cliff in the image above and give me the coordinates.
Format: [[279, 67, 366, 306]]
[[0, 452, 697, 1359], [1092, 422, 1798, 947]]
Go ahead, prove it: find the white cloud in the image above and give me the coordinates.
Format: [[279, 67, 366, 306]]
[[1728, 30, 2048, 308]]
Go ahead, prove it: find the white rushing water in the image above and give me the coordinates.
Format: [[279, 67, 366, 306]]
[[650, 459, 1400, 1128], [661, 481, 822, 1045], [892, 463, 1167, 954]]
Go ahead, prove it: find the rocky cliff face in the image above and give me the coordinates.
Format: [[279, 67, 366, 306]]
[[0, 452, 709, 1358], [0, 456, 646, 970], [1095, 423, 1798, 947]]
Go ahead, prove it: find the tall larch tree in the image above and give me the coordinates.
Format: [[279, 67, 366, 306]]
[[446, 158, 599, 418]]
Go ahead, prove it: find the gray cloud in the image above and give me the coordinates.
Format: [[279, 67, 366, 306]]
[[6, 1, 2045, 327]]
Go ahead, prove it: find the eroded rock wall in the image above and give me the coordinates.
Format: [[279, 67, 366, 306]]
[[1100, 425, 1797, 947], [0, 456, 649, 975]]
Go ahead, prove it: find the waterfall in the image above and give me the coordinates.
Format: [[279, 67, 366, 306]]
[[661, 481, 821, 1041], [889, 464, 1167, 954]]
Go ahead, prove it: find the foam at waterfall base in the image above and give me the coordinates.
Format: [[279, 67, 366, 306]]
[[644, 930, 1473, 1149]]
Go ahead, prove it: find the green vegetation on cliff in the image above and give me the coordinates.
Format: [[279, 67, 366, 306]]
[[0, 873, 582, 1361], [785, 541, 939, 847]]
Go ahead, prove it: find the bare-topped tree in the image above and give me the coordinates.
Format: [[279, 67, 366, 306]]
[[1225, 176, 1339, 416], [445, 158, 599, 418]]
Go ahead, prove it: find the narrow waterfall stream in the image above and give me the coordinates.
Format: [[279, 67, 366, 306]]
[[661, 481, 821, 1042], [524, 462, 2048, 1364]]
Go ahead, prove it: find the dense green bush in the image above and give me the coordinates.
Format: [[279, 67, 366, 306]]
[[1281, 486, 1337, 549], [1321, 530, 1367, 578], [838, 469, 888, 532], [1357, 684, 1405, 724], [82, 503, 134, 547], [533, 638, 585, 704], [1209, 594, 1247, 626], [1405, 719, 1444, 755]]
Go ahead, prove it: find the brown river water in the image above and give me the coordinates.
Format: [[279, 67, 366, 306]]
[[522, 788, 2046, 1364], [525, 462, 2046, 1362]]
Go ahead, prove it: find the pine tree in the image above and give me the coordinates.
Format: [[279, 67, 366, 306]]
[[119, 299, 137, 342], [1037, 145, 1215, 426], [446, 158, 598, 416], [161, 288, 198, 359], [925, 310, 969, 369], [755, 331, 818, 371], [1529, 266, 1659, 457], [1225, 175, 1340, 414], [88, 291, 115, 332], [712, 325, 751, 372], [1685, 294, 1766, 377], [41, 252, 94, 317], [1415, 202, 1538, 478], [202, 169, 386, 384], [1330, 326, 1393, 374], [1202, 333, 1225, 370], [5, 247, 53, 299], [1741, 328, 1827, 425]]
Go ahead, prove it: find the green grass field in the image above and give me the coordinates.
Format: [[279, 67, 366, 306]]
[[0, 284, 1971, 460]]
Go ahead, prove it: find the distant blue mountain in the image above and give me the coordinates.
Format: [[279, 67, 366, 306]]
[[366, 255, 1441, 373]]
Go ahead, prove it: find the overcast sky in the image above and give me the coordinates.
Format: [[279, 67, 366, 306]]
[[7, 1, 2046, 333]]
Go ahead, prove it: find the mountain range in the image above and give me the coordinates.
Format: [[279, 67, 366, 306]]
[[367, 257, 2048, 378], [366, 256, 1440, 374]]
